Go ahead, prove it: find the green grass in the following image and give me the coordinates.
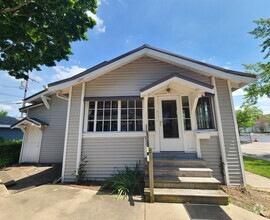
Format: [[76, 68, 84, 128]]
[[243, 156, 270, 179]]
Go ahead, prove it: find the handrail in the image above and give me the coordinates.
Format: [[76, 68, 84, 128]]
[[146, 125, 154, 203]]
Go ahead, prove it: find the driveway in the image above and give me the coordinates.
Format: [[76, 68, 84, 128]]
[[0, 185, 266, 220], [241, 142, 270, 161]]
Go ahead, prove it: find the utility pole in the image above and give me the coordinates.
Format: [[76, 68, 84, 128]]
[[21, 73, 29, 117]]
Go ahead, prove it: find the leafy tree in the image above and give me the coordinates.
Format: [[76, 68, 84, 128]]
[[244, 18, 270, 105], [0, 110, 8, 116], [236, 106, 263, 132], [0, 0, 98, 80]]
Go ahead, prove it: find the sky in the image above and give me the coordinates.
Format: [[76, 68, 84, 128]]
[[1, 0, 270, 117]]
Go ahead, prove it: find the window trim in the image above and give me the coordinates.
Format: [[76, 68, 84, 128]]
[[195, 96, 215, 130], [84, 99, 143, 133]]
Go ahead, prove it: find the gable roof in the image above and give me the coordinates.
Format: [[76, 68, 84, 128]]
[[0, 116, 20, 127], [24, 44, 256, 103], [141, 72, 214, 92], [11, 117, 49, 129]]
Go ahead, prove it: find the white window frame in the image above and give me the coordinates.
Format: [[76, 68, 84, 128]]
[[195, 96, 216, 130], [84, 100, 143, 133]]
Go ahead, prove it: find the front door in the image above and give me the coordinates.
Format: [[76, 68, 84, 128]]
[[159, 97, 184, 151], [21, 125, 42, 163]]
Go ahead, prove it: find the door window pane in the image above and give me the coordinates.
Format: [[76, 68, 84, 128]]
[[182, 96, 191, 130], [148, 98, 155, 131], [162, 100, 179, 138]]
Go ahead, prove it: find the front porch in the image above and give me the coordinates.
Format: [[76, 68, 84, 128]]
[[141, 73, 218, 159]]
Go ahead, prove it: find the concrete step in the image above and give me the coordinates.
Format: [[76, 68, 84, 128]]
[[144, 188, 228, 205], [145, 167, 213, 178], [0, 171, 16, 187], [145, 177, 220, 189], [153, 152, 197, 159], [149, 158, 207, 167]]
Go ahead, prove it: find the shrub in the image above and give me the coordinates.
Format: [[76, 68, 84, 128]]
[[102, 162, 143, 198], [73, 155, 88, 184], [0, 139, 22, 168]]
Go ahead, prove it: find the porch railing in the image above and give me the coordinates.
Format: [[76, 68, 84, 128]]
[[146, 125, 154, 203]]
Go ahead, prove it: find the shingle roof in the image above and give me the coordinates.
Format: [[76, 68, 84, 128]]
[[11, 117, 49, 129], [0, 116, 20, 126]]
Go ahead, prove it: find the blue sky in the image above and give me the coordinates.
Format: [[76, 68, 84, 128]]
[[1, 0, 270, 117]]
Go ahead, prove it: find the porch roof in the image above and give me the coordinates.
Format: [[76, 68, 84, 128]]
[[11, 117, 49, 129], [140, 73, 214, 96]]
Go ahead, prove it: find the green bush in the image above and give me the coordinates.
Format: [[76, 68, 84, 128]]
[[102, 162, 143, 198], [0, 139, 22, 168]]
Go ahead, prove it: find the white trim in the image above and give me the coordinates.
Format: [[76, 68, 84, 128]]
[[48, 48, 255, 92], [37, 128, 43, 163], [143, 96, 148, 158], [41, 95, 51, 110], [0, 124, 11, 128], [146, 49, 255, 84], [20, 103, 44, 112], [61, 87, 72, 183], [56, 93, 69, 101], [76, 83, 85, 174], [140, 76, 214, 97], [212, 77, 230, 185], [227, 80, 246, 186], [19, 126, 27, 163], [83, 101, 89, 132], [82, 131, 146, 138]]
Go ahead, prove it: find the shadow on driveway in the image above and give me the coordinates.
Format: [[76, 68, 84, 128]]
[[2, 163, 61, 194]]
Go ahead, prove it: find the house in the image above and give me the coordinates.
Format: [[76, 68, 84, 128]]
[[11, 45, 256, 204], [0, 116, 23, 140]]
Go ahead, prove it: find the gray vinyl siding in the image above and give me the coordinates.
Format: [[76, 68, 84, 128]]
[[82, 137, 144, 179], [200, 136, 224, 183], [215, 78, 243, 185], [0, 128, 23, 140], [85, 56, 211, 97], [28, 94, 68, 163], [63, 84, 82, 182]]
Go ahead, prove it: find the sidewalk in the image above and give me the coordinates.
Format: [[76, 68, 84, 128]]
[[245, 171, 270, 192]]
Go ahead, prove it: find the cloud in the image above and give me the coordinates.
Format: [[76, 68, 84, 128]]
[[259, 105, 270, 114], [202, 56, 216, 63], [258, 96, 270, 104], [53, 65, 86, 80], [232, 88, 246, 97], [29, 72, 43, 82], [86, 11, 106, 33], [0, 104, 14, 111]]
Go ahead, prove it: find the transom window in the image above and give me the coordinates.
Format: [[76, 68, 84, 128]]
[[86, 99, 143, 132], [196, 97, 215, 129]]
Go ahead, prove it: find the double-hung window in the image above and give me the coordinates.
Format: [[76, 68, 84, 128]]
[[86, 99, 143, 132], [196, 97, 215, 129]]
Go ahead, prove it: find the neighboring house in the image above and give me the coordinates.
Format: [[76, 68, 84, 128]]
[[11, 45, 256, 203], [0, 116, 23, 140]]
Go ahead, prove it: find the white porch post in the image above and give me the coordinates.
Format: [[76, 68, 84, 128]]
[[143, 96, 148, 158]]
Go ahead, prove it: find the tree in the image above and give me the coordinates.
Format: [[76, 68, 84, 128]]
[[0, 0, 98, 80], [236, 106, 263, 132], [0, 110, 8, 116], [254, 114, 270, 132], [244, 18, 270, 105]]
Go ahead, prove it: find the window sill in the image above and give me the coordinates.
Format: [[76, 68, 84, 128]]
[[82, 131, 146, 138]]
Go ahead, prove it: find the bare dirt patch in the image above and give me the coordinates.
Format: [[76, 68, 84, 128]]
[[221, 185, 270, 218]]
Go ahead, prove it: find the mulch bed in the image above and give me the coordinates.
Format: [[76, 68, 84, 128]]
[[221, 185, 270, 218]]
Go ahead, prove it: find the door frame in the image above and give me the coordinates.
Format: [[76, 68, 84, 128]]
[[158, 95, 184, 151], [20, 125, 43, 163]]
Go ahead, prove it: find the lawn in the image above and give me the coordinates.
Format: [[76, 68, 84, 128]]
[[243, 156, 270, 179]]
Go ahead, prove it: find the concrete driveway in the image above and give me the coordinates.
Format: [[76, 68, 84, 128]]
[[0, 185, 266, 220], [241, 142, 270, 161]]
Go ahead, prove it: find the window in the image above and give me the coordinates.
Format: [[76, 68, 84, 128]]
[[182, 96, 191, 130], [87, 99, 142, 132], [196, 97, 215, 129], [148, 98, 155, 131], [121, 100, 142, 131]]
